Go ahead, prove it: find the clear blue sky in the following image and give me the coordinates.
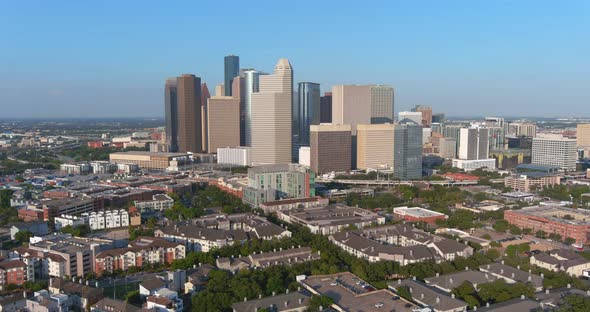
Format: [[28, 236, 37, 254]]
[[1, 0, 588, 118]]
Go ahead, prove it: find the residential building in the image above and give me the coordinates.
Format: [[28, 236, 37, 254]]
[[134, 194, 174, 212], [425, 270, 497, 293], [258, 196, 329, 214], [48, 278, 104, 311], [277, 204, 385, 235], [370, 85, 395, 124], [243, 164, 315, 207], [389, 279, 468, 312], [479, 262, 544, 291], [310, 124, 352, 174], [85, 210, 130, 230], [0, 260, 27, 290], [91, 298, 140, 312], [299, 272, 420, 312], [530, 249, 590, 276], [60, 163, 91, 175], [10, 221, 49, 240], [232, 290, 311, 312], [165, 78, 178, 152], [145, 288, 183, 312], [292, 82, 321, 162], [504, 172, 561, 192], [398, 111, 422, 125], [250, 59, 293, 165], [94, 237, 185, 276], [532, 136, 577, 171], [577, 123, 590, 147], [217, 146, 252, 167], [319, 92, 332, 123], [392, 207, 447, 225], [239, 69, 267, 146], [224, 55, 239, 96], [154, 213, 290, 252], [394, 120, 423, 180], [412, 105, 432, 127], [504, 206, 590, 245], [356, 124, 394, 170], [217, 247, 320, 272]]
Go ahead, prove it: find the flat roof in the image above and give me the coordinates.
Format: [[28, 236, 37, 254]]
[[300, 273, 418, 312], [110, 151, 187, 157], [393, 207, 446, 218]]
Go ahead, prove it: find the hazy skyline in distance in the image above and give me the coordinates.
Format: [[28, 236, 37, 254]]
[[1, 1, 589, 118]]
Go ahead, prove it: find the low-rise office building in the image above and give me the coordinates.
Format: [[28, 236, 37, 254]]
[[392, 207, 447, 225], [504, 172, 561, 192]]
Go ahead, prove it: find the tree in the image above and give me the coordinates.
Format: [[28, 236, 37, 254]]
[[397, 285, 412, 301], [15, 230, 33, 244], [558, 294, 590, 312], [535, 230, 547, 239], [492, 220, 509, 232], [309, 295, 334, 311], [0, 189, 14, 208]]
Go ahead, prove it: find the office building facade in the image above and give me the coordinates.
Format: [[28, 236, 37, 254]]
[[207, 93, 240, 153], [250, 59, 293, 164], [320, 92, 332, 123], [532, 136, 577, 171], [224, 55, 239, 96], [240, 69, 267, 146], [310, 124, 352, 174], [164, 78, 178, 152], [176, 74, 202, 153], [332, 85, 372, 129], [577, 124, 590, 147], [370, 85, 394, 124], [393, 121, 423, 180], [356, 124, 394, 170], [412, 105, 432, 127], [459, 128, 490, 160], [292, 82, 321, 162]]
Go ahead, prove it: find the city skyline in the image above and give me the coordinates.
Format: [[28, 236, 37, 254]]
[[1, 1, 589, 118]]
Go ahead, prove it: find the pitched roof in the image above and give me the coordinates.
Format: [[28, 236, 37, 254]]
[[92, 298, 141, 312], [231, 290, 311, 312], [425, 271, 498, 291], [140, 277, 166, 292], [389, 279, 468, 311], [476, 297, 540, 312], [479, 263, 543, 289]]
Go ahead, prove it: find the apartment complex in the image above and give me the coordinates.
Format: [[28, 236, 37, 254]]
[[310, 124, 352, 174], [243, 164, 315, 207], [216, 247, 320, 272], [504, 173, 562, 192], [95, 237, 186, 276], [504, 206, 590, 245], [356, 124, 394, 170], [217, 146, 252, 167], [531, 136, 577, 171], [134, 194, 174, 212]]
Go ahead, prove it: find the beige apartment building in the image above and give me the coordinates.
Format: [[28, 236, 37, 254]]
[[356, 124, 394, 170], [250, 59, 292, 164], [310, 124, 351, 174], [207, 77, 241, 152]]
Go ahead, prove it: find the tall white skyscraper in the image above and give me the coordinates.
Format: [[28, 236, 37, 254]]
[[250, 59, 293, 165], [459, 128, 489, 160]]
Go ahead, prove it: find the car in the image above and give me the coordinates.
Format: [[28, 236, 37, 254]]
[[375, 302, 384, 308], [330, 282, 338, 286], [392, 296, 400, 300]]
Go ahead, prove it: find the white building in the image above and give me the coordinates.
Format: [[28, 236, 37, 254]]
[[452, 159, 496, 171], [532, 136, 577, 171], [298, 147, 311, 167], [54, 214, 88, 230], [84, 210, 129, 230], [145, 288, 183, 312], [60, 163, 91, 175], [398, 111, 422, 125], [90, 161, 117, 174], [217, 146, 252, 167], [134, 194, 174, 212]]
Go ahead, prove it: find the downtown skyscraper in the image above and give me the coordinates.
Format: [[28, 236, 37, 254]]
[[292, 82, 320, 162], [239, 69, 267, 146], [250, 59, 293, 165], [393, 119, 423, 180], [176, 74, 202, 153], [224, 55, 239, 96], [164, 78, 178, 152]]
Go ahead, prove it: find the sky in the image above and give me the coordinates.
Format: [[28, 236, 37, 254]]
[[1, 0, 589, 118]]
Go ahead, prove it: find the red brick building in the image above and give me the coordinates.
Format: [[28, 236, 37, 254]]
[[18, 208, 44, 221], [0, 260, 27, 290], [504, 206, 590, 246], [87, 141, 105, 148], [95, 237, 185, 276]]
